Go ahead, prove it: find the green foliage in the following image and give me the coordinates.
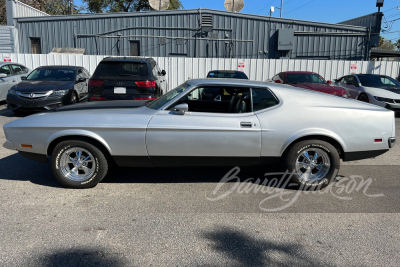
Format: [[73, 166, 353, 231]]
[[0, 0, 6, 25], [378, 37, 396, 50], [82, 0, 183, 13]]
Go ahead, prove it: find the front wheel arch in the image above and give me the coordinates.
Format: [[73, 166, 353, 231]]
[[47, 135, 112, 161]]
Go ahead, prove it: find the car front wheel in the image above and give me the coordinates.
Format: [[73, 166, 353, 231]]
[[282, 139, 340, 189], [358, 93, 369, 103], [51, 140, 108, 188]]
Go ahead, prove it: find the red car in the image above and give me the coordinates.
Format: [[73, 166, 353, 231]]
[[270, 71, 349, 97]]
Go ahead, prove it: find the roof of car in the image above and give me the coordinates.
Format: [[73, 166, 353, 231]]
[[36, 65, 80, 69], [208, 70, 244, 73], [186, 78, 272, 87], [101, 57, 153, 62], [281, 71, 317, 74], [0, 62, 26, 66]]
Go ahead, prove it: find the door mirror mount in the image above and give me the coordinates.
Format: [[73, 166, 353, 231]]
[[21, 76, 27, 80], [172, 103, 189, 115]]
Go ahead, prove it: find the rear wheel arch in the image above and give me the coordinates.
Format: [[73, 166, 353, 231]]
[[282, 135, 345, 160]]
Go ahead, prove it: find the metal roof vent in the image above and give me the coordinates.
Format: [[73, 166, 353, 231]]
[[201, 14, 213, 32]]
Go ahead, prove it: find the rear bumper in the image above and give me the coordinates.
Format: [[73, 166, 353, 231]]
[[89, 94, 157, 101]]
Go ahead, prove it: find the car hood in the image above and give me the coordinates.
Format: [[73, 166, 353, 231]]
[[288, 83, 347, 95], [3, 101, 157, 132], [363, 86, 400, 99], [13, 80, 74, 93]]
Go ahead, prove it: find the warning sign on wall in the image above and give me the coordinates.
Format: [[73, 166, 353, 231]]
[[350, 63, 357, 74], [238, 62, 245, 72], [3, 56, 11, 62]]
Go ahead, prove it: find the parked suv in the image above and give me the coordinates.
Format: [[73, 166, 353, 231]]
[[88, 57, 167, 101]]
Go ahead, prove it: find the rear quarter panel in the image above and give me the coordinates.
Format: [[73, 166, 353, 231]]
[[256, 87, 394, 157]]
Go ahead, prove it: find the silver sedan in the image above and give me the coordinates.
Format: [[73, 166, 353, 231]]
[[2, 79, 396, 189], [0, 62, 30, 101]]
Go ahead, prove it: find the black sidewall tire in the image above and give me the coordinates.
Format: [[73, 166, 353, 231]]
[[358, 93, 369, 103], [283, 140, 340, 190], [51, 140, 108, 189]]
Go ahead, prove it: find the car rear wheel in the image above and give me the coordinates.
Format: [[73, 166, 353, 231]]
[[282, 140, 340, 189], [51, 140, 108, 188], [358, 93, 369, 103]]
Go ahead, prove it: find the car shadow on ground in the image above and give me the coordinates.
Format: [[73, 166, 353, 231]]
[[0, 153, 303, 190], [202, 227, 321, 266]]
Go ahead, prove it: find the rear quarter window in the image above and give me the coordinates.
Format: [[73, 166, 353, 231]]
[[252, 88, 279, 111]]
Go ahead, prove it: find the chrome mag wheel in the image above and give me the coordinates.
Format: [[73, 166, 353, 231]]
[[59, 147, 96, 182], [295, 148, 331, 183]]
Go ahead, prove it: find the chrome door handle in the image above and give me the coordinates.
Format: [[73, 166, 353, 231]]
[[240, 122, 252, 128]]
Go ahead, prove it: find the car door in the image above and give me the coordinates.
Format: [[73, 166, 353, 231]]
[[0, 65, 16, 101], [338, 75, 359, 99], [146, 85, 262, 166], [10, 64, 28, 84]]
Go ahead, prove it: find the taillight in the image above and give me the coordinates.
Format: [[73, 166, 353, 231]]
[[88, 80, 104, 87], [89, 96, 106, 101], [136, 81, 156, 87]]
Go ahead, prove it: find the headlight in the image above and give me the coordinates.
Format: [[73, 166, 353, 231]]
[[374, 96, 394, 103], [8, 90, 17, 95], [52, 89, 69, 96]]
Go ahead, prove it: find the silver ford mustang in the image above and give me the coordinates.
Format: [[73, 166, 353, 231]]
[[2, 79, 397, 189]]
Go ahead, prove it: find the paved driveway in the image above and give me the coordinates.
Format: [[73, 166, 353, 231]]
[[0, 102, 399, 266]]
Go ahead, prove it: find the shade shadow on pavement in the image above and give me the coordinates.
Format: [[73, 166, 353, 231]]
[[202, 227, 321, 266], [34, 247, 126, 267]]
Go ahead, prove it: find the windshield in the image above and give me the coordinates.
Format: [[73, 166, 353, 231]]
[[27, 68, 75, 81], [93, 62, 149, 77], [358, 75, 400, 89], [207, 71, 248, 79], [285, 73, 326, 84], [147, 83, 190, 110]]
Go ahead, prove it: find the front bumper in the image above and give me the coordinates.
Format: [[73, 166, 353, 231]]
[[6, 92, 72, 111], [385, 103, 400, 112], [3, 140, 16, 151]]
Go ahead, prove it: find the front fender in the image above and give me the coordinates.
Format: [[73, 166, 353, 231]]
[[46, 129, 112, 155]]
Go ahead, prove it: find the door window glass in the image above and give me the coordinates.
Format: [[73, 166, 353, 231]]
[[0, 65, 12, 76], [11, 65, 24, 75], [176, 86, 251, 113]]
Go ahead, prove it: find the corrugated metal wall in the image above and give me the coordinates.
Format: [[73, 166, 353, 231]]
[[0, 26, 14, 53], [14, 9, 370, 60], [1, 53, 399, 89]]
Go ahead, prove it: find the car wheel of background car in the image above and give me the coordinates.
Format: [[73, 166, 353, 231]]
[[51, 140, 109, 189], [358, 93, 369, 103], [70, 92, 78, 104], [282, 139, 340, 190]]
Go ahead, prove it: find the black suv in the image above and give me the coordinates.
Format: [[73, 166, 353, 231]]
[[88, 57, 167, 101]]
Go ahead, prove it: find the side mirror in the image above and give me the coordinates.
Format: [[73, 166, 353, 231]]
[[0, 73, 7, 78], [77, 77, 86, 83], [21, 76, 27, 80], [172, 103, 189, 115], [161, 70, 166, 76], [275, 80, 282, 83], [327, 80, 332, 84]]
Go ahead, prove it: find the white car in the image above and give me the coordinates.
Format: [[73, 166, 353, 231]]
[[0, 62, 30, 101], [335, 74, 400, 111]]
